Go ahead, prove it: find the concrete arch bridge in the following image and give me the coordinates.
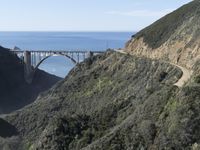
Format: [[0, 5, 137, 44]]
[[10, 50, 104, 83]]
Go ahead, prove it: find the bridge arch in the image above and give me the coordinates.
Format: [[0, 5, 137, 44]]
[[34, 53, 77, 71]]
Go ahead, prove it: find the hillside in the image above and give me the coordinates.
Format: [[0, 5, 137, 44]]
[[0, 46, 61, 114], [1, 47, 200, 149], [126, 0, 200, 69], [2, 51, 196, 149]]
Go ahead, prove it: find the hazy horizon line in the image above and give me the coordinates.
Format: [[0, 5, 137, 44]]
[[0, 30, 136, 33]]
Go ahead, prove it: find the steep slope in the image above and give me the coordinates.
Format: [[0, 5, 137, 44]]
[[126, 0, 200, 69], [0, 46, 61, 114], [0, 118, 20, 150], [3, 51, 194, 150]]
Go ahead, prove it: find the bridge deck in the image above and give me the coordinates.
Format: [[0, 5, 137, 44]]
[[10, 50, 105, 53]]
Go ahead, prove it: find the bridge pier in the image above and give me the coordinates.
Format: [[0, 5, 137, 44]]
[[24, 51, 34, 84], [87, 51, 94, 58]]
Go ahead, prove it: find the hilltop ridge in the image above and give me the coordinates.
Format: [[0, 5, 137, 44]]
[[126, 0, 200, 69]]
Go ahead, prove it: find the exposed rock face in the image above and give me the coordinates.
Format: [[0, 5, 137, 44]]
[[0, 46, 61, 114], [126, 0, 200, 69], [4, 51, 192, 150]]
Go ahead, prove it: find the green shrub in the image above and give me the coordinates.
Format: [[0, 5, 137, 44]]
[[194, 75, 200, 83]]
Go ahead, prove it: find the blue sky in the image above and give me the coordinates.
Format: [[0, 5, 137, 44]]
[[0, 0, 192, 31]]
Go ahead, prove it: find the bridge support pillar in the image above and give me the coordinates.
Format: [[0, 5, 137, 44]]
[[86, 51, 94, 65], [24, 51, 33, 84], [87, 51, 94, 58]]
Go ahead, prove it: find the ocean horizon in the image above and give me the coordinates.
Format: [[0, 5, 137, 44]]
[[0, 32, 133, 77]]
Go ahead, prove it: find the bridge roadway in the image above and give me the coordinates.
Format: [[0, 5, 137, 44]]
[[10, 50, 105, 83]]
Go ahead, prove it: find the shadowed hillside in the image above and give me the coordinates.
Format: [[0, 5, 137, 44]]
[[0, 46, 61, 114]]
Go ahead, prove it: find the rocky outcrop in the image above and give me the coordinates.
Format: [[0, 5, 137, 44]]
[[0, 46, 61, 114], [126, 0, 200, 69]]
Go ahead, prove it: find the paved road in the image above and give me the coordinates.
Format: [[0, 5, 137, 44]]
[[115, 49, 192, 87], [170, 63, 192, 87]]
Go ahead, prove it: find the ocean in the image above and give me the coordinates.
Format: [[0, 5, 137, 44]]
[[0, 32, 133, 77]]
